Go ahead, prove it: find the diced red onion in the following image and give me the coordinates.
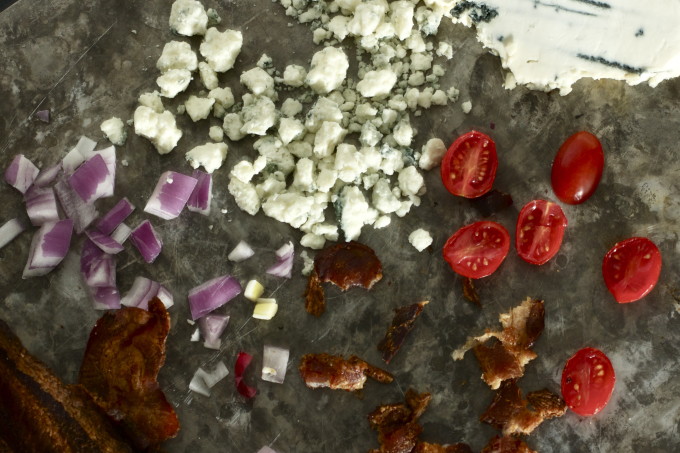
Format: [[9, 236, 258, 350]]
[[68, 154, 111, 203], [0, 218, 26, 249], [81, 146, 116, 199], [144, 171, 198, 220], [36, 109, 50, 123], [80, 239, 116, 288], [130, 220, 162, 263], [227, 240, 254, 262], [24, 186, 60, 226], [187, 170, 212, 215], [120, 276, 172, 310], [90, 286, 121, 310], [198, 314, 230, 350], [188, 275, 242, 320], [111, 223, 132, 244], [33, 162, 62, 187], [257, 447, 278, 453], [4, 154, 39, 194], [261, 345, 290, 384], [266, 241, 294, 278], [23, 219, 73, 278], [96, 197, 135, 235], [62, 136, 96, 174], [235, 351, 257, 399], [190, 362, 229, 397], [85, 229, 124, 254], [54, 178, 99, 234]]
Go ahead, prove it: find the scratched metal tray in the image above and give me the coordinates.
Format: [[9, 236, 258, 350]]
[[1, 1, 679, 451]]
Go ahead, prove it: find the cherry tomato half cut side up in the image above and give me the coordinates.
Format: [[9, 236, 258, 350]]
[[561, 347, 615, 416], [442, 221, 510, 279], [515, 200, 568, 265], [551, 131, 604, 205], [441, 130, 498, 198], [602, 237, 661, 303]]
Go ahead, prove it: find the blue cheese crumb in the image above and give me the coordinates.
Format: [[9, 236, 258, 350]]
[[409, 228, 432, 252]]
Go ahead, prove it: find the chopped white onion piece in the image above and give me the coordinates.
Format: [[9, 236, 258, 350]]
[[190, 328, 200, 342], [187, 170, 212, 215], [110, 223, 132, 244], [4, 154, 39, 194], [257, 447, 278, 453], [189, 362, 230, 397], [85, 229, 124, 254], [54, 178, 99, 234], [198, 314, 230, 349], [96, 197, 135, 235], [24, 186, 60, 226], [0, 218, 26, 250], [80, 146, 116, 199], [120, 276, 172, 310], [188, 275, 242, 320], [266, 241, 294, 278], [23, 219, 74, 278], [144, 171, 198, 220], [34, 162, 62, 187], [189, 370, 212, 397], [68, 154, 111, 204], [244, 280, 264, 301], [80, 239, 116, 288], [130, 220, 162, 263], [253, 300, 278, 320], [262, 345, 290, 384], [228, 240, 254, 262]]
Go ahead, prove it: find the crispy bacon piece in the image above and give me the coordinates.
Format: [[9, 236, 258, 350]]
[[368, 389, 431, 453], [299, 353, 393, 391], [480, 380, 567, 436], [378, 301, 428, 364], [481, 435, 537, 453], [304, 241, 383, 316], [0, 319, 133, 453], [414, 442, 474, 453], [78, 298, 179, 451], [452, 298, 545, 389], [462, 278, 481, 306]]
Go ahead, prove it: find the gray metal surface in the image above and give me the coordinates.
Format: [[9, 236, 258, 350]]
[[1, 1, 679, 452]]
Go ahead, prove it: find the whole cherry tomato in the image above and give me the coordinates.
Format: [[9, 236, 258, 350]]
[[441, 131, 498, 198], [443, 221, 510, 279], [602, 237, 661, 303], [551, 131, 604, 204], [515, 200, 568, 265], [561, 347, 615, 416]]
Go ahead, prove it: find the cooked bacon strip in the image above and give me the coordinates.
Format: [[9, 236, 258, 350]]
[[481, 435, 537, 453], [378, 301, 428, 364], [78, 298, 179, 450], [414, 442, 474, 453], [304, 241, 383, 316], [480, 380, 566, 436], [300, 353, 392, 391], [452, 298, 544, 389], [0, 319, 133, 453], [368, 389, 431, 453]]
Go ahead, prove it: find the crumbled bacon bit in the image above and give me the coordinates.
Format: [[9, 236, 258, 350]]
[[378, 301, 428, 364], [480, 380, 567, 436], [481, 435, 537, 453], [414, 442, 474, 453], [462, 278, 481, 306], [299, 353, 393, 391], [473, 340, 527, 390]]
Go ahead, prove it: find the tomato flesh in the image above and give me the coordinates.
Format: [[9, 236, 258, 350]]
[[441, 130, 498, 198], [551, 131, 604, 204], [602, 237, 661, 303], [442, 221, 510, 279], [561, 347, 615, 416], [515, 200, 568, 265]]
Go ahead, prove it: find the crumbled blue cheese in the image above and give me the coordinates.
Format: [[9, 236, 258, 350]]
[[240, 95, 277, 136], [306, 47, 349, 94], [223, 113, 245, 141], [313, 121, 347, 157], [228, 177, 261, 215], [262, 192, 315, 228], [133, 106, 183, 154], [408, 228, 432, 252], [356, 69, 398, 99], [138, 91, 165, 113], [282, 64, 307, 87], [198, 62, 218, 90], [371, 178, 401, 214], [185, 142, 228, 173], [301, 233, 326, 249], [334, 144, 367, 183], [278, 117, 305, 145], [169, 0, 208, 36], [338, 185, 377, 241], [199, 28, 243, 72], [184, 96, 215, 121], [156, 69, 192, 98], [209, 125, 223, 142], [281, 98, 303, 117], [419, 137, 446, 170], [461, 100, 472, 114], [209, 87, 235, 118], [241, 67, 276, 99], [398, 165, 425, 196], [156, 41, 198, 73], [100, 117, 127, 146]]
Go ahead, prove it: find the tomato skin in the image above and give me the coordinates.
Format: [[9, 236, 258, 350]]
[[515, 200, 568, 265], [440, 130, 498, 199], [442, 221, 510, 279], [551, 131, 604, 204], [561, 347, 615, 416], [602, 237, 662, 303]]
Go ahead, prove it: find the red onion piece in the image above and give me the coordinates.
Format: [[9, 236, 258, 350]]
[[266, 241, 294, 278], [80, 239, 116, 288], [23, 219, 74, 278], [187, 170, 212, 215], [144, 171, 198, 220], [234, 351, 257, 399], [130, 220, 162, 263], [110, 223, 132, 244], [85, 229, 124, 254], [227, 240, 255, 262], [54, 178, 99, 234], [188, 275, 242, 320], [4, 154, 39, 194], [156, 285, 174, 308], [90, 286, 121, 310], [120, 276, 172, 310], [261, 345, 290, 384], [68, 154, 111, 203], [0, 218, 26, 249], [62, 136, 96, 174], [96, 197, 135, 235], [24, 186, 60, 226], [33, 162, 62, 187], [81, 146, 116, 199], [198, 314, 230, 350], [35, 109, 50, 123]]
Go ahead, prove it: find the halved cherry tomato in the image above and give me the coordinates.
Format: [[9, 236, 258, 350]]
[[515, 200, 568, 265], [551, 131, 604, 204], [602, 237, 661, 303], [561, 347, 615, 416], [441, 130, 498, 198], [443, 221, 510, 279]]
